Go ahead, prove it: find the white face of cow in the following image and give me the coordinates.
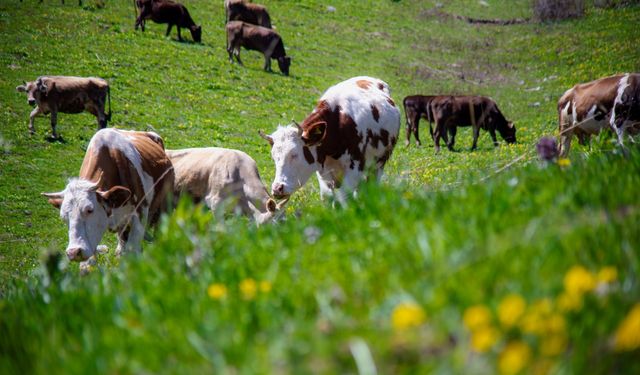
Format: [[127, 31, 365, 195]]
[[43, 178, 131, 262], [261, 126, 317, 199], [15, 81, 41, 106]]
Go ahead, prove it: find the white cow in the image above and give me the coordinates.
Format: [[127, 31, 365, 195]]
[[43, 128, 174, 263], [260, 76, 400, 204], [166, 147, 284, 224]]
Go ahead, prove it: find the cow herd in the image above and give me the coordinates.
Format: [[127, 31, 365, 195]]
[[12, 1, 640, 268]]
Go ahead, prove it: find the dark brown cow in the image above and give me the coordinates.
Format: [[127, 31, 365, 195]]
[[557, 73, 640, 156], [430, 95, 515, 152], [16, 76, 111, 139], [403, 95, 437, 146], [226, 21, 290, 76], [225, 0, 272, 28], [135, 0, 202, 43]]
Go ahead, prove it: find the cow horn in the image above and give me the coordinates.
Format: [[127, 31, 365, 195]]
[[292, 120, 303, 135], [258, 130, 274, 146], [90, 171, 104, 191], [276, 197, 290, 210]]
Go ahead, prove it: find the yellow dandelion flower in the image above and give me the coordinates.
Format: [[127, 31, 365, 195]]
[[557, 291, 583, 312], [531, 360, 554, 375], [259, 280, 272, 293], [498, 294, 527, 328], [541, 334, 568, 357], [391, 302, 426, 331], [596, 266, 617, 284], [613, 303, 640, 352], [564, 265, 596, 296], [521, 311, 544, 335], [545, 313, 566, 334], [557, 158, 571, 167], [470, 325, 500, 353], [463, 305, 493, 331], [498, 341, 532, 375], [240, 278, 257, 300], [531, 299, 553, 315], [207, 283, 227, 300]]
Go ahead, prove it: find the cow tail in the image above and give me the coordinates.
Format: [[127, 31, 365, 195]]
[[106, 85, 112, 122]]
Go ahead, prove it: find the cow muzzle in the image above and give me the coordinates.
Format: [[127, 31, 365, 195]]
[[28, 99, 36, 106], [66, 247, 89, 262], [271, 183, 290, 199]]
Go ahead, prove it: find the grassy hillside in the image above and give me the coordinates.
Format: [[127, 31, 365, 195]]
[[1, 0, 639, 373]]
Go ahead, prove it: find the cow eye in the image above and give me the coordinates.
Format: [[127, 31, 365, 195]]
[[290, 154, 298, 161], [84, 206, 94, 215]]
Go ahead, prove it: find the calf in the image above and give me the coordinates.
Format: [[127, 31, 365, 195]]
[[135, 0, 202, 43], [166, 147, 284, 224], [403, 95, 437, 146], [260, 76, 400, 204], [16, 76, 111, 139], [226, 20, 291, 76], [225, 0, 272, 28], [430, 95, 515, 152], [558, 73, 640, 156], [42, 129, 174, 264]]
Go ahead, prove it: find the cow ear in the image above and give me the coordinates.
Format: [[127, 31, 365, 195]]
[[16, 84, 26, 93], [97, 186, 132, 209], [258, 130, 274, 146], [42, 192, 64, 209], [508, 122, 515, 129], [37, 79, 49, 93], [302, 122, 326, 146], [266, 198, 277, 213]]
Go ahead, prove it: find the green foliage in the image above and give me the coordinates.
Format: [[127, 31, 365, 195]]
[[0, 0, 639, 373]]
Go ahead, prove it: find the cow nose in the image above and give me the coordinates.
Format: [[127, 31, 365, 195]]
[[272, 183, 285, 197], [66, 247, 84, 261], [28, 99, 36, 106]]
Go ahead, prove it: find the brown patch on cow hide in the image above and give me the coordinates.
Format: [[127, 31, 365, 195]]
[[371, 105, 380, 122], [377, 82, 384, 91], [387, 97, 395, 106], [356, 80, 372, 90], [366, 129, 390, 149], [303, 146, 315, 164], [301, 101, 363, 169]]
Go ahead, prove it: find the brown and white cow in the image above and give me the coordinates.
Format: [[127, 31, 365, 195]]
[[135, 0, 202, 43], [260, 76, 400, 205], [403, 95, 437, 147], [226, 21, 290, 76], [558, 73, 640, 156], [166, 147, 285, 224], [225, 0, 271, 28], [42, 128, 174, 264], [16, 76, 111, 139], [429, 95, 515, 152]]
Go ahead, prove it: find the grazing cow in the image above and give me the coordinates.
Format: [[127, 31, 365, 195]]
[[259, 76, 400, 204], [558, 73, 640, 156], [16, 76, 111, 139], [42, 129, 174, 263], [403, 95, 437, 147], [429, 95, 516, 152], [135, 0, 202, 43], [225, 0, 272, 28], [226, 20, 291, 76], [166, 147, 285, 224]]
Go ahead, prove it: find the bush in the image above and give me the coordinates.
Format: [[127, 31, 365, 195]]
[[533, 0, 585, 21]]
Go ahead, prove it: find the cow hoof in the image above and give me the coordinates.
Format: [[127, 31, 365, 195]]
[[404, 140, 410, 147]]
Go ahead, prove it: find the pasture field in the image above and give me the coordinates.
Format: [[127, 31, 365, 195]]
[[1, 0, 639, 373]]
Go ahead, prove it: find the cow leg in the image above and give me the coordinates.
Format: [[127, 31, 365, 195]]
[[316, 171, 336, 201], [336, 169, 360, 207], [413, 114, 422, 146], [559, 131, 572, 157], [489, 129, 498, 147], [404, 112, 412, 146], [166, 24, 173, 38], [234, 48, 243, 65], [28, 107, 42, 135], [176, 26, 183, 42], [433, 121, 443, 154], [122, 215, 144, 254], [50, 110, 59, 139], [471, 126, 481, 150], [447, 126, 457, 151], [263, 55, 272, 72]]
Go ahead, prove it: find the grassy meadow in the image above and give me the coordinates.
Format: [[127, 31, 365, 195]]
[[1, 0, 640, 373]]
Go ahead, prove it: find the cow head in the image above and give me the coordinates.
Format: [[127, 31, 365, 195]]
[[498, 121, 517, 144], [277, 56, 291, 76], [15, 80, 39, 106], [190, 25, 202, 43], [43, 177, 132, 262], [260, 123, 317, 199]]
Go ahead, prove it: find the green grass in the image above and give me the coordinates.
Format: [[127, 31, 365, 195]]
[[1, 0, 639, 373]]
